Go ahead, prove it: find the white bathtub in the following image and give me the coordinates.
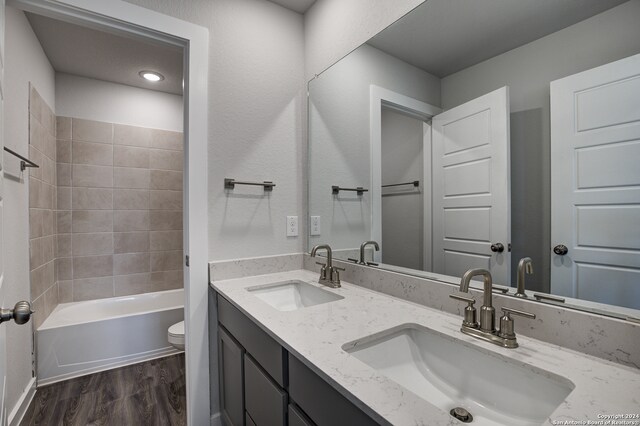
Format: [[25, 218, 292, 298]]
[[37, 289, 184, 385]]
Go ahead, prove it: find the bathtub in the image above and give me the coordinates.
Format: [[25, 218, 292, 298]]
[[37, 289, 184, 386]]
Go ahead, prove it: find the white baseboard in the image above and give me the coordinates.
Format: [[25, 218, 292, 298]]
[[210, 412, 222, 426], [8, 377, 36, 426]]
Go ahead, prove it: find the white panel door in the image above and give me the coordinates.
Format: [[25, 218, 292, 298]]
[[0, 0, 7, 422], [550, 53, 640, 309], [432, 87, 511, 284]]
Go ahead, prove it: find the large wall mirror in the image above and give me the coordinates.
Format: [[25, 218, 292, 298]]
[[308, 0, 640, 318]]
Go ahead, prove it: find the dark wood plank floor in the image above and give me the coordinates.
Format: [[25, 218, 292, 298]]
[[21, 353, 186, 426]]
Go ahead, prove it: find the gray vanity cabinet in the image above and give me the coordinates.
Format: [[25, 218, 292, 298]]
[[288, 404, 314, 426], [244, 354, 287, 426], [288, 354, 378, 426], [218, 326, 245, 426], [214, 291, 379, 426]]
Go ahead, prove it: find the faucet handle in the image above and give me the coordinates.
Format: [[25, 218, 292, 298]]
[[501, 306, 536, 319], [333, 266, 345, 272], [498, 307, 536, 342], [449, 293, 475, 304], [450, 293, 478, 328], [315, 261, 326, 267]]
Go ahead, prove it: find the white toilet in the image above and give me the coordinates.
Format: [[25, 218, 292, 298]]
[[168, 321, 185, 351]]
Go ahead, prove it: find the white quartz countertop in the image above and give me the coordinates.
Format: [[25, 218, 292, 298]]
[[211, 270, 640, 426]]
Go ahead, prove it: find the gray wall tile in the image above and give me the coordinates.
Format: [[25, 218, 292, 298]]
[[73, 277, 114, 301], [150, 170, 182, 191], [72, 141, 113, 166], [114, 210, 149, 232], [149, 149, 183, 171], [72, 164, 113, 188], [72, 210, 113, 233], [150, 231, 183, 251], [114, 167, 150, 189], [150, 129, 183, 151], [73, 255, 114, 279], [150, 190, 182, 210], [113, 124, 152, 147], [72, 233, 114, 256], [114, 145, 149, 168], [114, 232, 149, 254], [72, 188, 113, 210], [72, 118, 112, 144], [114, 252, 150, 275], [114, 189, 149, 210], [149, 210, 182, 231]]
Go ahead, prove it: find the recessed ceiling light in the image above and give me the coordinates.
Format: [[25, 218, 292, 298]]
[[139, 70, 164, 82]]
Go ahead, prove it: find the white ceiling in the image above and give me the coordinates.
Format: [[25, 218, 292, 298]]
[[26, 13, 184, 95], [368, 0, 630, 78], [267, 0, 316, 14]]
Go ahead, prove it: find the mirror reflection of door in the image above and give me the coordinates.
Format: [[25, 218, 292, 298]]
[[550, 53, 640, 309], [376, 87, 511, 284], [432, 87, 511, 285]]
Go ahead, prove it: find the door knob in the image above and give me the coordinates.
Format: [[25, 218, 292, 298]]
[[553, 244, 568, 256], [490, 243, 505, 253], [0, 301, 33, 325]]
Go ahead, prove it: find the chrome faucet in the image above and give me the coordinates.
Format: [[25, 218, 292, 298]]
[[459, 269, 495, 332], [310, 244, 343, 288], [450, 268, 536, 348], [515, 257, 533, 298], [359, 241, 379, 264]]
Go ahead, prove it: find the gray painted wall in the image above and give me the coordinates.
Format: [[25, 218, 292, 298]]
[[308, 43, 440, 252], [381, 108, 424, 270], [441, 0, 640, 291]]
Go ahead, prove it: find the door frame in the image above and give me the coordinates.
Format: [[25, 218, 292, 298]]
[[369, 85, 441, 269], [8, 0, 210, 424]]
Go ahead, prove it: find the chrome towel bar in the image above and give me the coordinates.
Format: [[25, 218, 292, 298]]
[[382, 180, 419, 188], [332, 186, 368, 195], [4, 147, 40, 172], [224, 178, 275, 191]]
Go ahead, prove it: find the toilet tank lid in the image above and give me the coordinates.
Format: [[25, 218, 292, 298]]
[[169, 321, 184, 336]]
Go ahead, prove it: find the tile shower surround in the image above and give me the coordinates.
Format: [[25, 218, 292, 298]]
[[55, 116, 184, 304], [28, 86, 58, 328]]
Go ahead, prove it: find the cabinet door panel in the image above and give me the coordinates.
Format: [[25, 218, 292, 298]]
[[246, 412, 257, 426], [289, 404, 315, 426], [219, 326, 245, 426], [244, 354, 287, 426], [289, 354, 379, 425]]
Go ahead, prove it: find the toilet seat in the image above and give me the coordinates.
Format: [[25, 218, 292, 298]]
[[168, 321, 185, 350]]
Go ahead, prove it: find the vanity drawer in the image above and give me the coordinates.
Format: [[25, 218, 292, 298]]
[[288, 354, 378, 426], [289, 404, 315, 426], [218, 295, 287, 386], [244, 354, 287, 426], [246, 413, 257, 426]]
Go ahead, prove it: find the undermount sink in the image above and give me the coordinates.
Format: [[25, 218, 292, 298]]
[[343, 324, 574, 426], [247, 280, 344, 311]]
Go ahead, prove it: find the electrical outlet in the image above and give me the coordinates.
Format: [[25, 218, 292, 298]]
[[286, 216, 298, 237], [310, 216, 321, 236]]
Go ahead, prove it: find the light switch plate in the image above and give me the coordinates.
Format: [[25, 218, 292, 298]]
[[310, 216, 321, 236], [287, 216, 298, 237]]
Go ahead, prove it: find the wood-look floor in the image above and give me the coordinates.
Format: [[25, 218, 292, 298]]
[[21, 353, 186, 426]]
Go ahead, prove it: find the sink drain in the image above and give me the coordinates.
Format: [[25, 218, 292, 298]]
[[450, 407, 473, 423]]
